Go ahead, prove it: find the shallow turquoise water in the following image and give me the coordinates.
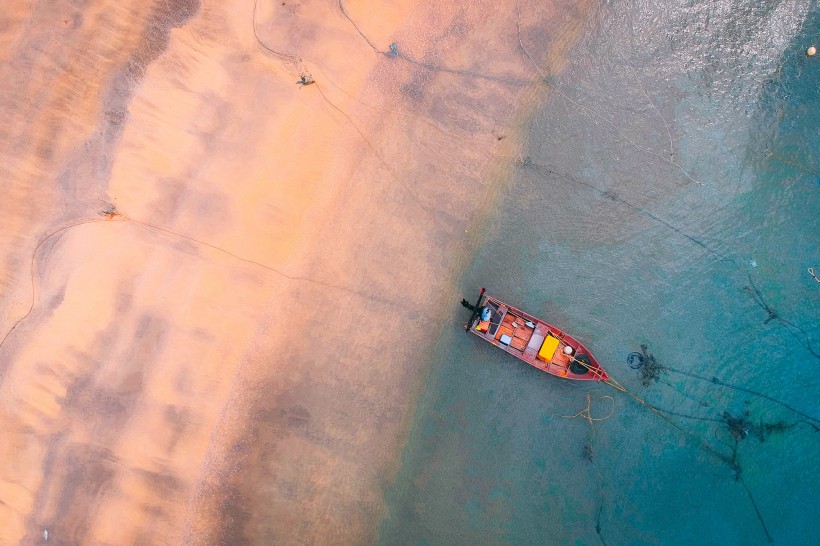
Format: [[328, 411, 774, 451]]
[[378, 1, 818, 544]]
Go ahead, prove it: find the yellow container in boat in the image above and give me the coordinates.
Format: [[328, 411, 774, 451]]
[[537, 335, 560, 362]]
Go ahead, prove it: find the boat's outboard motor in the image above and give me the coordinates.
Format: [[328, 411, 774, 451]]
[[460, 299, 476, 311]]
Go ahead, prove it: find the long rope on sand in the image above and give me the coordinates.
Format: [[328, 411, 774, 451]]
[[0, 207, 416, 356]]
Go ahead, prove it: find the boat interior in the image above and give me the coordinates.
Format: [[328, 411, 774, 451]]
[[494, 309, 535, 351], [474, 299, 577, 372]]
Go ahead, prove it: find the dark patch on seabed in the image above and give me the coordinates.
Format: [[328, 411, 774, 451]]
[[95, 0, 201, 181]]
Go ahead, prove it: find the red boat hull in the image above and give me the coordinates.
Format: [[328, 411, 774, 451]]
[[466, 293, 609, 382]]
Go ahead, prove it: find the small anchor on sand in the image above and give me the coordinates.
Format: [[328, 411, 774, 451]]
[[296, 73, 314, 86], [98, 204, 121, 220]]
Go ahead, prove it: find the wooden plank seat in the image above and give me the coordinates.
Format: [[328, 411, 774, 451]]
[[496, 312, 535, 352]]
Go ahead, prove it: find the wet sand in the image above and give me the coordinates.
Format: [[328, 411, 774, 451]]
[[0, 1, 593, 544]]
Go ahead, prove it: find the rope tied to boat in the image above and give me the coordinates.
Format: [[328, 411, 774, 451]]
[[809, 267, 820, 283], [566, 353, 735, 465]]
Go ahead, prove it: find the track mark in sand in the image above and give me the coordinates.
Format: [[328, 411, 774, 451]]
[[251, 2, 447, 217], [0, 217, 112, 355], [0, 209, 414, 357], [337, 1, 533, 85], [123, 214, 408, 309]]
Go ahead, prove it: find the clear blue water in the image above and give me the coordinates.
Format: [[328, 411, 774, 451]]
[[378, 1, 819, 544]]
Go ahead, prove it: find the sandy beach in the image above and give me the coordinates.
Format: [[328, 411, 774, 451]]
[[0, 1, 593, 543]]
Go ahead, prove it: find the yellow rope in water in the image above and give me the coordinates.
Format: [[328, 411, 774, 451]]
[[554, 389, 615, 426]]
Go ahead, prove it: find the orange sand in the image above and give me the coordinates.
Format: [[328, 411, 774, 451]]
[[0, 1, 593, 544]]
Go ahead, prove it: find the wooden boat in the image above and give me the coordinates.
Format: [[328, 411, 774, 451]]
[[462, 288, 609, 382]]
